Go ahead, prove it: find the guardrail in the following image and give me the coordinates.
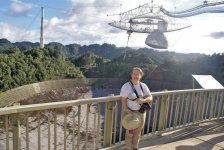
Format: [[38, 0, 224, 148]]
[[0, 79, 90, 107], [0, 88, 223, 150]]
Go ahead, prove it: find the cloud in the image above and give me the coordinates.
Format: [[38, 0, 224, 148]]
[[209, 32, 224, 39], [47, 17, 64, 27], [2, 0, 175, 46], [109, 28, 123, 33], [41, 0, 121, 45], [0, 22, 38, 42], [5, 0, 33, 17], [1, 0, 224, 54]]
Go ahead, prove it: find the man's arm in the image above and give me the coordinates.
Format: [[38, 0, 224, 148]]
[[121, 96, 128, 109], [136, 94, 153, 104], [121, 97, 133, 113], [144, 94, 153, 103]]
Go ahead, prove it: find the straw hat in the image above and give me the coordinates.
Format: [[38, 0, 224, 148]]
[[122, 113, 142, 130]]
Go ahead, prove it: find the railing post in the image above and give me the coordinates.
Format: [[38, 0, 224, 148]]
[[13, 103, 21, 150], [158, 95, 167, 135], [196, 92, 203, 123], [103, 94, 114, 147]]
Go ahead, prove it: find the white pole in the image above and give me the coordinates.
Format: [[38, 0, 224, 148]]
[[40, 6, 44, 48]]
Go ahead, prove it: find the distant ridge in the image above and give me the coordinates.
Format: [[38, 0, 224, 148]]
[[0, 38, 207, 62]]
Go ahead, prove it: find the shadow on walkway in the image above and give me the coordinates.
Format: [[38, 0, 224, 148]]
[[138, 119, 224, 150]]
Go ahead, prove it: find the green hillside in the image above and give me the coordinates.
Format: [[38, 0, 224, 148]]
[[0, 44, 84, 92], [0, 38, 223, 92]]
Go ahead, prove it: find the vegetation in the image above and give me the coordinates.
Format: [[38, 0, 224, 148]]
[[0, 38, 223, 92], [70, 51, 110, 75], [0, 42, 84, 92], [83, 51, 157, 79]]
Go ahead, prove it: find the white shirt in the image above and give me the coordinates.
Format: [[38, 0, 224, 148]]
[[120, 82, 151, 110]]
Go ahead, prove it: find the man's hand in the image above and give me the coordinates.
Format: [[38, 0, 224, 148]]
[[123, 107, 133, 113], [122, 107, 133, 118], [147, 98, 153, 104], [136, 97, 153, 105], [136, 98, 145, 105]]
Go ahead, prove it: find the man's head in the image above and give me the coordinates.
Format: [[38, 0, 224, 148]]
[[131, 67, 144, 82]]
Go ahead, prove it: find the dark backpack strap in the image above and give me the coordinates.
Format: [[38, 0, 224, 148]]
[[129, 81, 139, 99], [129, 81, 145, 100], [139, 82, 144, 96]]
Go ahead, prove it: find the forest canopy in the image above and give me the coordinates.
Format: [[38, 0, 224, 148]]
[[0, 38, 223, 92]]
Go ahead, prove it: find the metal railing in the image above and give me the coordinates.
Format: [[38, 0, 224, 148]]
[[0, 79, 90, 107], [0, 88, 224, 150]]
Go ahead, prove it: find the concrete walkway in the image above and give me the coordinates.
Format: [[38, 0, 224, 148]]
[[139, 119, 224, 150]]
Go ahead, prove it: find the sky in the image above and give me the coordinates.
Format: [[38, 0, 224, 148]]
[[0, 0, 224, 55]]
